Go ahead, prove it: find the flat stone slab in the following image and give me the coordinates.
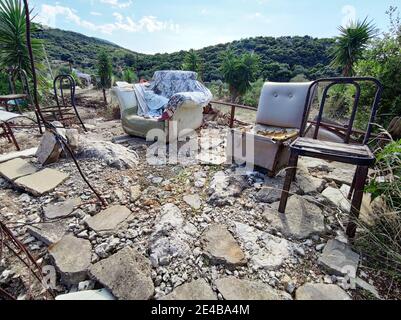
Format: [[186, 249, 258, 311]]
[[27, 220, 69, 245], [234, 222, 292, 270], [14, 168, 69, 196], [183, 194, 202, 210], [0, 147, 37, 163], [0, 158, 38, 181], [263, 195, 326, 239], [295, 283, 351, 300], [161, 279, 217, 300], [89, 247, 154, 300], [86, 205, 132, 233], [322, 187, 351, 212], [43, 198, 82, 220], [201, 224, 246, 267], [318, 239, 359, 278], [55, 288, 115, 300], [215, 277, 284, 300], [49, 234, 92, 285]]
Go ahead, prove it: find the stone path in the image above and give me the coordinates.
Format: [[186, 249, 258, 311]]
[[0, 158, 37, 181], [86, 205, 132, 233], [43, 198, 82, 219]]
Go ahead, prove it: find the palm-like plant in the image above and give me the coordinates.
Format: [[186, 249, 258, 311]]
[[331, 18, 376, 76], [0, 0, 43, 74], [182, 49, 204, 80], [220, 50, 260, 102]]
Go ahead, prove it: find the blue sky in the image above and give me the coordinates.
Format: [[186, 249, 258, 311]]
[[32, 0, 398, 54]]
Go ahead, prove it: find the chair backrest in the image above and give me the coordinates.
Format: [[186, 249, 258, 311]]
[[8, 68, 32, 102], [300, 77, 383, 145], [54, 75, 76, 108], [256, 82, 314, 129]]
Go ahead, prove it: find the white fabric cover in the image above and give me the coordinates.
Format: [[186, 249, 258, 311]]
[[112, 86, 138, 114], [256, 82, 313, 129]]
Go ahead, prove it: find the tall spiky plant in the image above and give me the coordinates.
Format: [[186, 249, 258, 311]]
[[0, 0, 43, 75], [331, 18, 376, 76]]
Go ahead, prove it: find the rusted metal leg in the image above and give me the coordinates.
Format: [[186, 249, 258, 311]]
[[348, 167, 357, 200], [279, 151, 298, 213], [346, 166, 369, 238], [35, 111, 43, 134], [5, 123, 20, 151]]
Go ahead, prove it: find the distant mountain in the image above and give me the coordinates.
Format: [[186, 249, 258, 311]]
[[34, 26, 339, 82]]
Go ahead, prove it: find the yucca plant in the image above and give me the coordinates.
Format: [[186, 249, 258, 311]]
[[331, 18, 377, 76], [97, 50, 112, 104], [0, 0, 43, 75]]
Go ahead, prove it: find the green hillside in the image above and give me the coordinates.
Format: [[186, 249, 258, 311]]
[[35, 26, 339, 82]]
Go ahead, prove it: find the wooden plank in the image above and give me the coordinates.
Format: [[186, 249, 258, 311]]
[[293, 139, 372, 157]]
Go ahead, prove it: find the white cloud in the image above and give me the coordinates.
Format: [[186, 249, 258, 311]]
[[100, 0, 133, 9], [342, 5, 357, 26], [36, 4, 179, 35], [90, 11, 102, 16]]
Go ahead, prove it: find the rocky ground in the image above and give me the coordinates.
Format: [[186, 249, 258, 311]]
[[0, 91, 399, 301]]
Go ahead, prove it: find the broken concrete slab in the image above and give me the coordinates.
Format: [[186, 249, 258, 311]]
[[49, 234, 92, 285], [0, 147, 37, 163], [201, 224, 246, 267], [183, 194, 202, 210], [89, 247, 154, 300], [43, 198, 82, 220], [14, 168, 69, 196], [215, 277, 284, 300], [0, 158, 38, 181], [263, 195, 326, 239], [355, 277, 381, 299], [322, 187, 351, 212], [85, 205, 132, 233], [55, 288, 115, 300], [27, 220, 69, 245], [36, 131, 63, 165], [295, 283, 351, 300], [161, 279, 217, 300], [318, 239, 360, 278]]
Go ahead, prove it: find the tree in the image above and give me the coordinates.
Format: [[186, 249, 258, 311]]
[[122, 68, 138, 84], [182, 49, 203, 79], [220, 50, 260, 102], [97, 50, 112, 104], [331, 18, 376, 76], [0, 0, 43, 75]]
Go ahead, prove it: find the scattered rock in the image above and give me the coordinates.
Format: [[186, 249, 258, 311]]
[[215, 277, 284, 300], [263, 195, 326, 239], [183, 194, 202, 210], [43, 198, 82, 220], [89, 247, 154, 300], [149, 204, 195, 266], [208, 172, 247, 206], [77, 138, 139, 170], [161, 279, 217, 300], [0, 158, 37, 181], [295, 283, 351, 300], [296, 174, 326, 195], [201, 224, 246, 267], [14, 168, 69, 196], [130, 185, 141, 202], [49, 234, 92, 285], [318, 239, 359, 278], [234, 222, 291, 270], [322, 187, 351, 212], [85, 205, 132, 233]]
